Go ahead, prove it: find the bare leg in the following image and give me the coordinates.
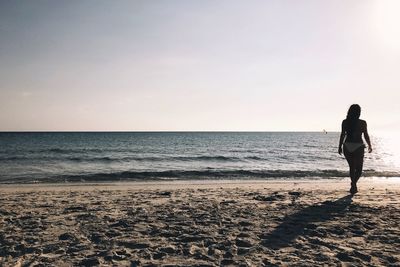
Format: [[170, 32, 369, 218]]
[[344, 148, 356, 193], [352, 148, 365, 190], [344, 147, 364, 194]]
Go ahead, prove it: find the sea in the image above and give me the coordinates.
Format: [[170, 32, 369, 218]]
[[0, 132, 399, 184]]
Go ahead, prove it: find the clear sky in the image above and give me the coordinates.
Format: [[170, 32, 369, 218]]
[[0, 0, 399, 131]]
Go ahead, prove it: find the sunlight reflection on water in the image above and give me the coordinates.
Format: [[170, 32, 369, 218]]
[[373, 133, 400, 171]]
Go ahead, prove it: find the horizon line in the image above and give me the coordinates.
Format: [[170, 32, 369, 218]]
[[0, 130, 338, 133]]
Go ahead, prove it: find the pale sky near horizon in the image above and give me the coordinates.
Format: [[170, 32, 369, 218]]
[[0, 0, 399, 132]]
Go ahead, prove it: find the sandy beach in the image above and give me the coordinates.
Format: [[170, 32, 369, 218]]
[[1, 179, 399, 266]]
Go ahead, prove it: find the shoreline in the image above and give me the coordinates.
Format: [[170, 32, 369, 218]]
[[0, 177, 399, 191]]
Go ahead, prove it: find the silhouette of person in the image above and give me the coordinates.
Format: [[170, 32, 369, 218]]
[[338, 104, 372, 194]]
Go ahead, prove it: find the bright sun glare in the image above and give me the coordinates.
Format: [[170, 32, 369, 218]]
[[373, 0, 400, 51], [376, 132, 400, 169]]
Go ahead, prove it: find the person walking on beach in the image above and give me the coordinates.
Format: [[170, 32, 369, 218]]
[[338, 104, 372, 194]]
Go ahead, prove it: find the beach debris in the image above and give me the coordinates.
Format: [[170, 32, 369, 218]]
[[158, 191, 172, 196], [253, 192, 285, 202]]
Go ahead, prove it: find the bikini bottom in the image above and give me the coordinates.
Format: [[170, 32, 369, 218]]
[[344, 142, 365, 153]]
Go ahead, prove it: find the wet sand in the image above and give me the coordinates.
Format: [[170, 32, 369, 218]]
[[0, 179, 399, 266]]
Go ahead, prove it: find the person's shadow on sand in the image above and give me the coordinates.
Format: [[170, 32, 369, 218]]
[[261, 195, 353, 249]]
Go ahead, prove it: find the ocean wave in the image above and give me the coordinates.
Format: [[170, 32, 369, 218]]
[[1, 169, 396, 184], [0, 148, 140, 155], [23, 148, 106, 154], [0, 155, 260, 163]]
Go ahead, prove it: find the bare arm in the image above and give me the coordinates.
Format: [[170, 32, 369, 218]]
[[338, 120, 345, 155], [363, 121, 372, 153]]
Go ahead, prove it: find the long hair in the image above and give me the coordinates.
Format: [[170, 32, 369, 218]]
[[345, 104, 361, 135]]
